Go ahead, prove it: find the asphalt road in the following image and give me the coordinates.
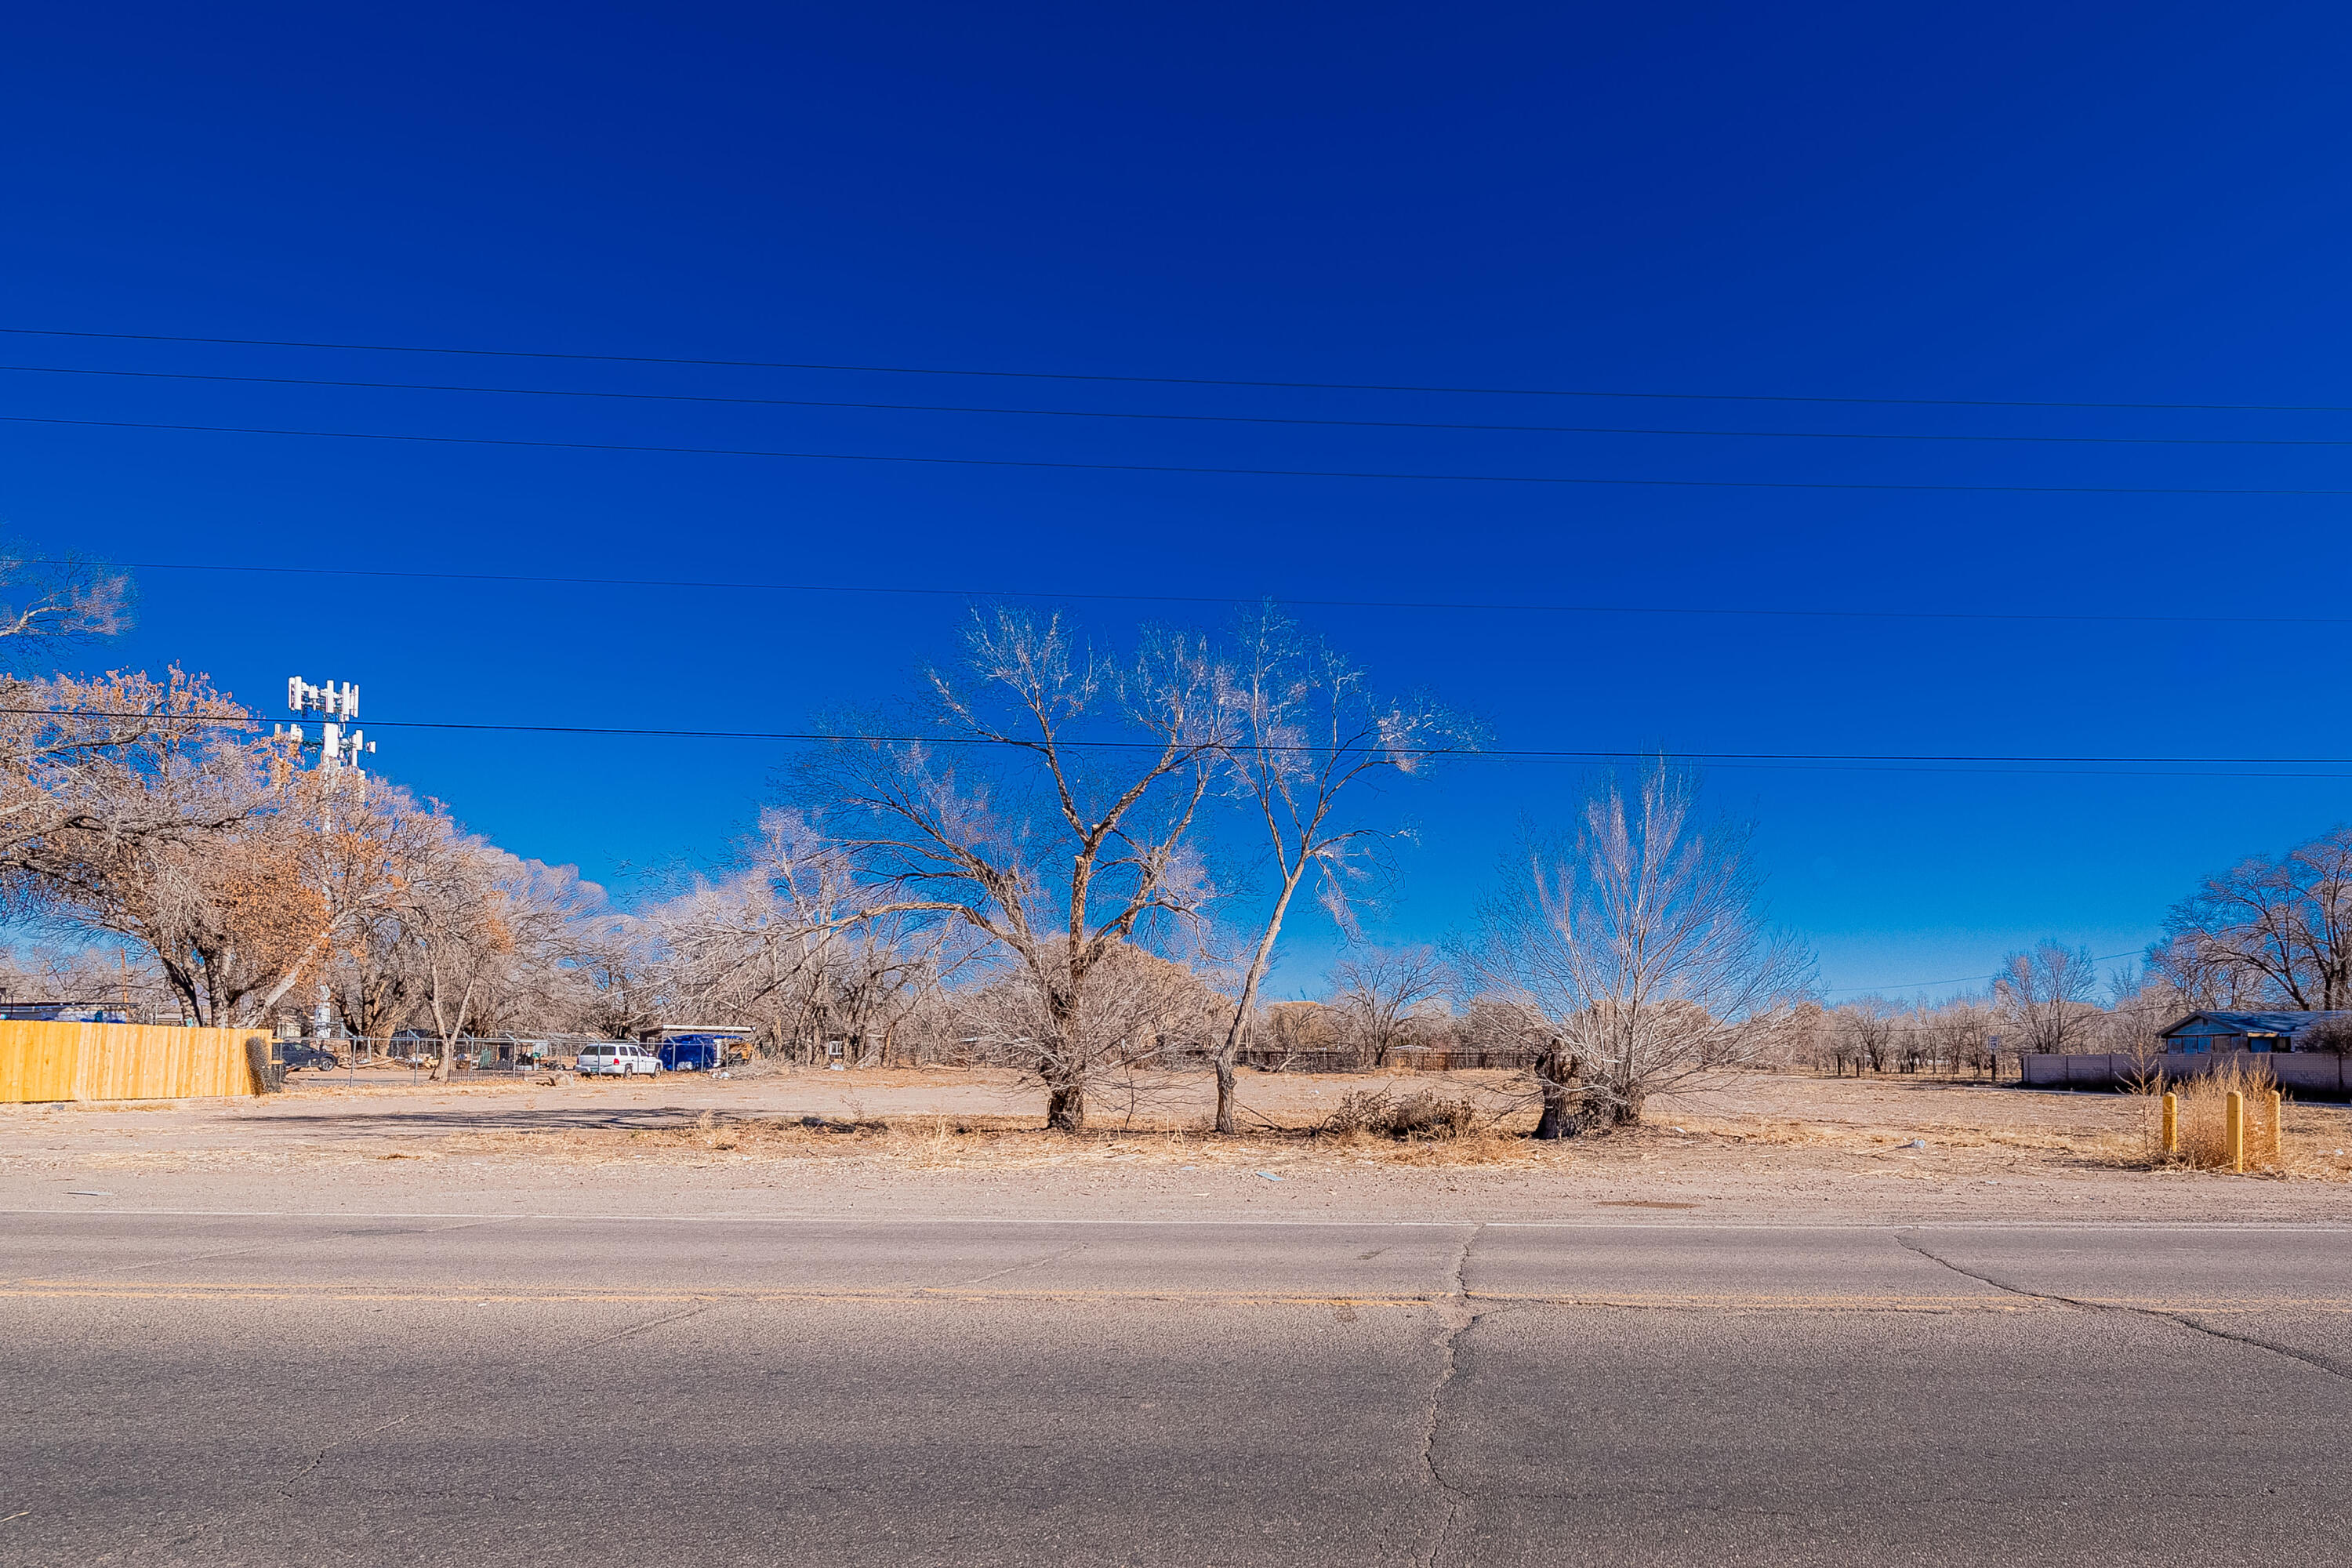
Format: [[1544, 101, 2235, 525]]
[[5, 1209, 2349, 1566]]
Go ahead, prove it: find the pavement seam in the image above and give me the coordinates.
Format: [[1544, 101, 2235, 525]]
[[1893, 1230, 2352, 1383]]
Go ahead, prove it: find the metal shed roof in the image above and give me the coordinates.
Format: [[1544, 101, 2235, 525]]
[[2158, 1010, 2352, 1037]]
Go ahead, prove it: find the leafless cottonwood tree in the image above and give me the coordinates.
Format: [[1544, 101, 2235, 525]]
[[956, 939, 1227, 1125], [650, 810, 963, 1062], [804, 610, 1225, 1129], [1464, 760, 1812, 1135], [1991, 939, 2100, 1059], [1207, 604, 1468, 1131], [317, 786, 459, 1040], [1327, 946, 1448, 1069], [1922, 998, 1998, 1078], [0, 669, 266, 904], [397, 829, 534, 1080], [1831, 996, 1900, 1075], [10, 674, 327, 1025], [2150, 829, 2352, 1008], [0, 547, 132, 671]]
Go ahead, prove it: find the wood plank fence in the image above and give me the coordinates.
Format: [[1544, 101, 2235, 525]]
[[1235, 1047, 1541, 1074], [0, 1021, 268, 1104]]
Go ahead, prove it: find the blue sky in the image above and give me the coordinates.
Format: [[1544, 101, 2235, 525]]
[[6, 2, 2351, 1000]]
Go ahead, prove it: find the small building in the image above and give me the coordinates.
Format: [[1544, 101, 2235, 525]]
[[2158, 1011, 2352, 1054]]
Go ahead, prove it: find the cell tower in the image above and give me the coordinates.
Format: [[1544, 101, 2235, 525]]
[[277, 676, 377, 774], [278, 677, 376, 1051]]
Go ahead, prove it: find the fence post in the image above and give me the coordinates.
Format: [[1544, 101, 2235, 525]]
[[2267, 1087, 2283, 1164], [2161, 1091, 2177, 1155], [2225, 1090, 2245, 1173]]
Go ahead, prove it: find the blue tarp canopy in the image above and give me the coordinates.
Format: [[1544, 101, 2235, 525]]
[[658, 1034, 734, 1070]]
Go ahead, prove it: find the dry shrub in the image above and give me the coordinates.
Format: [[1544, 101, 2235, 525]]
[[2146, 1056, 2283, 1171], [1319, 1090, 1478, 1141]]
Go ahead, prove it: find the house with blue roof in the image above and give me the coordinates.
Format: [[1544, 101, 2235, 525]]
[[2158, 1011, 2352, 1053]]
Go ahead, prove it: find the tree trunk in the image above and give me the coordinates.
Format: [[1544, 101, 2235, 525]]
[[1215, 843, 1315, 1136], [1533, 1047, 1584, 1140], [1045, 1074, 1086, 1131]]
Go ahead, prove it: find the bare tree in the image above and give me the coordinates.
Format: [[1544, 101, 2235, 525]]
[[1327, 946, 1447, 1069], [1921, 997, 1997, 1079], [385, 821, 529, 1080], [1255, 999, 1340, 1068], [2100, 964, 2184, 1073], [321, 786, 455, 1040], [804, 610, 1225, 1129], [1991, 940, 2100, 1059], [0, 546, 133, 671], [14, 674, 325, 1025], [1206, 604, 1468, 1131], [1831, 997, 1900, 1075], [2151, 829, 2352, 1008], [1464, 759, 1813, 1135], [0, 668, 263, 903], [956, 940, 1226, 1126], [648, 809, 967, 1062]]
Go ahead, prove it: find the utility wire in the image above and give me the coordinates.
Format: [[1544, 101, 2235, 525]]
[[30, 706, 2352, 773], [4, 361, 2347, 448], [10, 414, 2352, 496], [50, 557, 2352, 630], [9, 325, 2352, 414]]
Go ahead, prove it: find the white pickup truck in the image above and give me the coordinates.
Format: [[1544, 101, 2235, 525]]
[[575, 1042, 662, 1077]]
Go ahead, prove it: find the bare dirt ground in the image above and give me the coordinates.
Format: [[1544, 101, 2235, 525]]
[[4, 1064, 2348, 1224]]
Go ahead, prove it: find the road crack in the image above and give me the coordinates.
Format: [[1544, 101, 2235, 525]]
[[1894, 1231, 2352, 1382], [1419, 1223, 1485, 1568], [938, 1241, 1087, 1289], [280, 1413, 413, 1497], [579, 1301, 713, 1348]]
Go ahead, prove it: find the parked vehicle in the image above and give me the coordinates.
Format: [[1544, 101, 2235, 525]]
[[278, 1043, 340, 1071], [575, 1042, 662, 1077]]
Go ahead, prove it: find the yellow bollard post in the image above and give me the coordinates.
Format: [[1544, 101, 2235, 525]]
[[2161, 1091, 2178, 1156], [2225, 1090, 2245, 1174], [2268, 1088, 2283, 1165]]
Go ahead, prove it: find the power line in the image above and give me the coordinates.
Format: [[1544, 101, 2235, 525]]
[[53, 557, 2352, 630], [9, 325, 2352, 414], [10, 414, 2352, 496], [28, 706, 2352, 775], [6, 361, 2349, 448]]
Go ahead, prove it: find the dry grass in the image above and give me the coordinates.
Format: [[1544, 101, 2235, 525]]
[[409, 1102, 1572, 1172], [24, 1062, 2351, 1187], [2124, 1058, 2339, 1178], [255, 1073, 2352, 1181]]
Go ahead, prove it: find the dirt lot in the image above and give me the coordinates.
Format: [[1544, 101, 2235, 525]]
[[4, 1064, 2348, 1224]]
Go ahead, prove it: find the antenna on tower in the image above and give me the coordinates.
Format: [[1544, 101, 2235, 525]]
[[282, 676, 379, 775]]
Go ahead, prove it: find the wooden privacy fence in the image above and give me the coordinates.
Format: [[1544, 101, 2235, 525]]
[[1236, 1047, 1542, 1074], [0, 1021, 268, 1104]]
